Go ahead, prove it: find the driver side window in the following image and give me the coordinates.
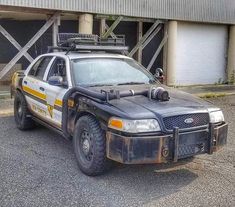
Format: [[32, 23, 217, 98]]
[[47, 58, 67, 82]]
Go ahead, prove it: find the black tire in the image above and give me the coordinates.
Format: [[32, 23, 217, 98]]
[[73, 115, 111, 176], [14, 91, 35, 130]]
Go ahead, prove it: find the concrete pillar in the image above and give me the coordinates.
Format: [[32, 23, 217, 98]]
[[52, 15, 61, 46], [137, 21, 143, 63], [166, 21, 178, 86], [227, 25, 235, 84], [79, 14, 93, 34], [100, 18, 106, 36]]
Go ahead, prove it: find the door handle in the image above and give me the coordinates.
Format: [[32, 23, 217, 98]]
[[24, 80, 27, 85], [39, 87, 45, 92]]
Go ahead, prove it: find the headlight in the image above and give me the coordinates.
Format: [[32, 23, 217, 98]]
[[209, 111, 224, 123], [108, 117, 161, 133]]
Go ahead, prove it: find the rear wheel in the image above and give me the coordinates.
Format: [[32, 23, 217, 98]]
[[14, 91, 35, 130], [73, 115, 111, 176]]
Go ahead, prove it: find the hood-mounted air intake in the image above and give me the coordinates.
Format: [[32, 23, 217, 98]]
[[100, 86, 170, 102], [149, 86, 170, 101]]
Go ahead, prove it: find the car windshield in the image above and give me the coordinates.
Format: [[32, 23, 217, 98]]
[[71, 58, 155, 86]]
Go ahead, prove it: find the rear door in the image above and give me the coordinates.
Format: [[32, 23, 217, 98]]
[[22, 56, 54, 120]]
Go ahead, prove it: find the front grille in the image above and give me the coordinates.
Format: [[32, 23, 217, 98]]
[[163, 113, 209, 130]]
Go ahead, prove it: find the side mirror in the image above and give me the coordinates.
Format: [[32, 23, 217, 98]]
[[155, 68, 164, 77], [154, 68, 164, 84], [48, 76, 63, 86]]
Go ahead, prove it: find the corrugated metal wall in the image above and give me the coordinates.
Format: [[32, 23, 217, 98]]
[[0, 0, 234, 24]]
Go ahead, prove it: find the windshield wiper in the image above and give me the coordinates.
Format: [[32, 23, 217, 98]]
[[117, 82, 146, 86], [88, 84, 114, 87]]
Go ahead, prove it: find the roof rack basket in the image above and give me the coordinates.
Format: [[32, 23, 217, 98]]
[[48, 33, 128, 54]]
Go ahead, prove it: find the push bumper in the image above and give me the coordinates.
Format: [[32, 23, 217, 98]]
[[106, 123, 228, 164]]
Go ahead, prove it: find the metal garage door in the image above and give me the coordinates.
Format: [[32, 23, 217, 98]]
[[175, 22, 228, 85]]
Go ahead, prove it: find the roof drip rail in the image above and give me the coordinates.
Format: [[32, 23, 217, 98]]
[[47, 33, 129, 54]]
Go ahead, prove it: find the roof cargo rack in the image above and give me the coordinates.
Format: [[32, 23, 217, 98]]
[[58, 33, 99, 47], [47, 33, 129, 54]]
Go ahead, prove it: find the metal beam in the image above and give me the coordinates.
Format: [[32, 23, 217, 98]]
[[52, 15, 61, 46], [0, 5, 55, 15], [103, 23, 128, 55], [142, 24, 162, 48], [162, 23, 168, 83], [102, 16, 123, 38], [100, 18, 106, 36], [105, 24, 117, 38], [96, 14, 161, 23], [0, 25, 34, 63], [0, 12, 60, 80], [128, 20, 161, 57], [147, 35, 168, 71], [137, 21, 143, 63]]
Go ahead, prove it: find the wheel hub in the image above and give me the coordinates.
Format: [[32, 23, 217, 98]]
[[81, 131, 92, 156], [18, 106, 22, 113], [17, 104, 23, 117], [82, 138, 90, 155]]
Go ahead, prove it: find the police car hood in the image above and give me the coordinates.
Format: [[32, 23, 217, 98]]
[[90, 84, 218, 119]]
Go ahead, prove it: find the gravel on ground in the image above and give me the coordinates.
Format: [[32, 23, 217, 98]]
[[0, 96, 234, 207]]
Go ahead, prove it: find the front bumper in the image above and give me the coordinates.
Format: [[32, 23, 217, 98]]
[[106, 123, 228, 164]]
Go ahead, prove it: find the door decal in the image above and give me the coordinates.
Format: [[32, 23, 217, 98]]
[[47, 104, 54, 118]]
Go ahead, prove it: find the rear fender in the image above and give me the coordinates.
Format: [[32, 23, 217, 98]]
[[11, 70, 25, 97]]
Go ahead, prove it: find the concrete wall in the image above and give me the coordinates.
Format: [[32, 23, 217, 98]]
[[175, 22, 228, 85]]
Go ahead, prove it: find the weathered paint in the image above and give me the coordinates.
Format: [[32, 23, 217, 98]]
[[106, 123, 228, 164], [213, 123, 228, 152]]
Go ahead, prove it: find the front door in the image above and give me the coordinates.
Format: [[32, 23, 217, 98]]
[[43, 57, 69, 128]]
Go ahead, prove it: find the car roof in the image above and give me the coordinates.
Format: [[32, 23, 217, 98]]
[[43, 51, 132, 60]]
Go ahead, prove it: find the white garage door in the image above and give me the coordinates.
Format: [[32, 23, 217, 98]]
[[175, 22, 228, 85]]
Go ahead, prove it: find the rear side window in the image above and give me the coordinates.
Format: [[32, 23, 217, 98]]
[[28, 56, 52, 80], [28, 58, 42, 76]]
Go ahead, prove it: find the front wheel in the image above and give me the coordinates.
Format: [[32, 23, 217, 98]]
[[73, 115, 111, 176], [14, 91, 35, 130]]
